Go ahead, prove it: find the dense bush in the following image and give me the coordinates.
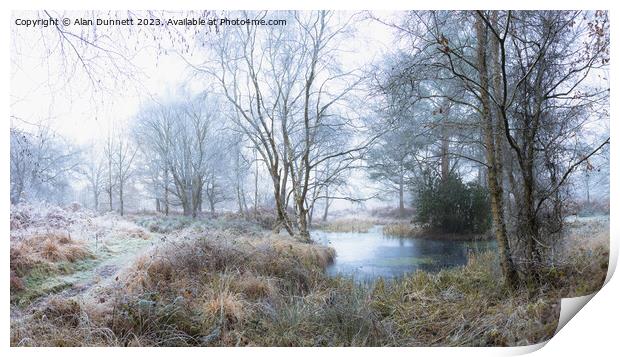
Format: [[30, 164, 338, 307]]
[[415, 173, 491, 234]]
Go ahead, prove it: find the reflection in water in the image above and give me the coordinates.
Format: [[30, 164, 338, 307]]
[[312, 226, 496, 281]]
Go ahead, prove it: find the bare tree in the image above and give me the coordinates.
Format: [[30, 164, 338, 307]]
[[10, 124, 79, 205], [201, 11, 374, 239], [381, 10, 609, 287], [225, 139, 252, 215], [112, 134, 137, 216], [133, 93, 222, 217], [103, 129, 117, 211], [79, 147, 106, 211]]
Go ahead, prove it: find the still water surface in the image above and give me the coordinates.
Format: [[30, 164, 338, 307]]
[[312, 225, 496, 281]]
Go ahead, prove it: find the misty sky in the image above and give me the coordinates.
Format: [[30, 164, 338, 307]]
[[10, 11, 396, 145], [9, 10, 610, 209]]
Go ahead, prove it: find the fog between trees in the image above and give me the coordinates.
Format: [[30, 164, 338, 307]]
[[11, 10, 610, 287]]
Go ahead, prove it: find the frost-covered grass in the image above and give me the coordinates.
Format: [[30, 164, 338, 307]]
[[10, 232, 94, 301], [133, 215, 194, 233], [10, 204, 154, 305], [11, 234, 607, 346], [133, 213, 264, 236], [10, 205, 609, 347], [313, 217, 382, 233], [382, 222, 423, 237]]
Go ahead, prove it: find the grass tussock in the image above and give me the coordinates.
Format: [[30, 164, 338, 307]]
[[133, 214, 263, 237], [134, 215, 194, 233], [368, 253, 548, 346], [11, 217, 609, 347], [383, 222, 493, 241], [11, 233, 94, 285], [120, 227, 150, 240], [383, 223, 424, 237], [203, 287, 247, 324], [230, 273, 276, 300], [315, 218, 377, 233], [10, 232, 95, 305]]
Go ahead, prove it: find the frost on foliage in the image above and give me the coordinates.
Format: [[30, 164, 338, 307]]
[[10, 202, 93, 232]]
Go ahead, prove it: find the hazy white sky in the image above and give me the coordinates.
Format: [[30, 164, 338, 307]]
[[10, 10, 398, 146], [11, 11, 192, 143]]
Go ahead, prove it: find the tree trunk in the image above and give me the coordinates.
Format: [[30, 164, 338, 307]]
[[296, 198, 311, 241], [254, 150, 259, 216], [398, 175, 405, 216], [93, 192, 99, 212], [209, 194, 215, 215], [164, 167, 170, 216], [181, 195, 191, 216], [108, 187, 113, 211], [585, 172, 590, 204], [107, 147, 113, 211], [440, 99, 450, 181], [274, 191, 294, 235], [236, 184, 245, 215], [191, 178, 203, 219], [271, 168, 294, 235], [322, 192, 330, 222], [476, 14, 519, 289], [522, 167, 541, 276], [119, 183, 124, 216]]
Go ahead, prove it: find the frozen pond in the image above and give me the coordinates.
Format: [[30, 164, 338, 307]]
[[313, 225, 496, 281]]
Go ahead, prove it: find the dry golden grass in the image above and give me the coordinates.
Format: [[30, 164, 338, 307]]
[[267, 237, 336, 269], [10, 233, 93, 281], [367, 252, 556, 346], [10, 216, 609, 347], [203, 289, 247, 324], [231, 273, 276, 300], [383, 222, 423, 237], [383, 222, 494, 241], [39, 296, 83, 326], [121, 254, 177, 294], [315, 218, 377, 233], [10, 271, 24, 291], [123, 227, 150, 240]]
